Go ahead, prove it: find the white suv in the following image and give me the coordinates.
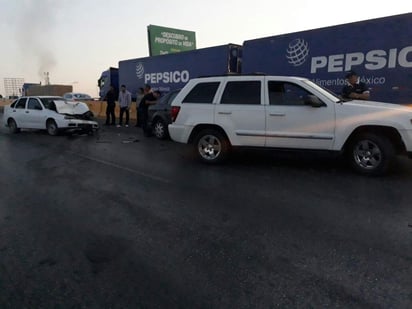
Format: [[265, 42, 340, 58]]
[[168, 75, 412, 175]]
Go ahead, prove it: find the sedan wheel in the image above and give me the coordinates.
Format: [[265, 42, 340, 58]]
[[8, 119, 20, 134], [46, 119, 59, 136], [153, 119, 167, 139]]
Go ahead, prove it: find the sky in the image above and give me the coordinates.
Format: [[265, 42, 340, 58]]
[[0, 0, 411, 97]]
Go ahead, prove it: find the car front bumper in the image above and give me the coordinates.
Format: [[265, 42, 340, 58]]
[[59, 119, 99, 132]]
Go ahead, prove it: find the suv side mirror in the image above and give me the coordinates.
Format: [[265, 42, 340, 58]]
[[304, 95, 325, 107]]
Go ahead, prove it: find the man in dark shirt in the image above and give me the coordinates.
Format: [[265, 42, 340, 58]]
[[342, 71, 370, 100], [139, 90, 161, 136], [104, 85, 116, 125]]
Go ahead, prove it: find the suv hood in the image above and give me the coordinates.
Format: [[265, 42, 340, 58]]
[[337, 99, 412, 126], [345, 99, 412, 110], [54, 100, 90, 115]]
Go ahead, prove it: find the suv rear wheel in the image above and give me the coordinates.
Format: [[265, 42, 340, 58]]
[[194, 129, 230, 164], [347, 133, 395, 176]]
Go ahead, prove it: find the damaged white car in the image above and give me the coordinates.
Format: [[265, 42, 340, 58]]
[[3, 96, 99, 136]]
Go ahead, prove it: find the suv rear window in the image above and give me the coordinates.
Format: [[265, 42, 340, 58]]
[[221, 81, 261, 105], [182, 82, 220, 103]]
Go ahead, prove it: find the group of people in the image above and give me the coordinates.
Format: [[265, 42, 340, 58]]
[[104, 84, 160, 136]]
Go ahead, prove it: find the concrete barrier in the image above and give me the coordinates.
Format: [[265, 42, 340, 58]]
[[85, 100, 104, 118], [92, 100, 138, 120], [0, 99, 12, 107]]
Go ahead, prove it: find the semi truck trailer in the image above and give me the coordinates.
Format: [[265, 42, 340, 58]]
[[98, 13, 411, 104], [242, 13, 412, 104], [98, 44, 241, 100]]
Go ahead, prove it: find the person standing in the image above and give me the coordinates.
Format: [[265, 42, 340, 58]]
[[104, 85, 116, 125], [117, 84, 131, 127], [139, 89, 161, 136], [135, 87, 145, 127], [342, 71, 370, 100]]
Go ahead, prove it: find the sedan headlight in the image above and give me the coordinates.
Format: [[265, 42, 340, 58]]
[[64, 115, 76, 120]]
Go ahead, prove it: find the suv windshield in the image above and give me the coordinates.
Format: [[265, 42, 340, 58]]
[[302, 80, 343, 103]]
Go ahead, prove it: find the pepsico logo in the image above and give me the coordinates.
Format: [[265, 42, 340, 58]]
[[286, 38, 310, 67], [136, 62, 145, 79]]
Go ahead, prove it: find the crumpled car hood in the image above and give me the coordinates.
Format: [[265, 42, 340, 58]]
[[54, 100, 90, 115]]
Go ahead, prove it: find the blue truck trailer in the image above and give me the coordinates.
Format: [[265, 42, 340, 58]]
[[119, 43, 241, 100], [241, 13, 412, 104], [101, 44, 241, 100], [98, 67, 119, 100], [98, 13, 411, 104]]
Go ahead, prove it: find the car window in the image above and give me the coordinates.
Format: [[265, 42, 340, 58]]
[[268, 81, 312, 106], [10, 100, 17, 108], [28, 98, 43, 110], [15, 98, 27, 109], [182, 82, 220, 103], [220, 81, 261, 105], [166, 90, 180, 105]]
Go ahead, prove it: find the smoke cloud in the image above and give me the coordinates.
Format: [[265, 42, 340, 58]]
[[15, 0, 65, 81]]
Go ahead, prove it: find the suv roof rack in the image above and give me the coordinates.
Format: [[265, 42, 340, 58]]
[[197, 72, 267, 78]]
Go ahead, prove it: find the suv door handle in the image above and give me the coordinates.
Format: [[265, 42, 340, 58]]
[[218, 111, 232, 115], [25, 111, 29, 113], [269, 113, 285, 117]]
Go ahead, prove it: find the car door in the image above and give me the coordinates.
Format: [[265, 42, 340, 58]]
[[10, 98, 28, 128], [265, 79, 335, 150], [215, 78, 265, 147], [26, 98, 47, 129]]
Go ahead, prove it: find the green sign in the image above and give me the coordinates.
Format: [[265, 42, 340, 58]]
[[147, 25, 196, 56]]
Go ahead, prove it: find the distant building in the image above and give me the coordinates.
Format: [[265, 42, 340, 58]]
[[4, 78, 24, 98]]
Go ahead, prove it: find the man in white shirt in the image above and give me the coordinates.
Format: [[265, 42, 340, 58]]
[[117, 84, 132, 127]]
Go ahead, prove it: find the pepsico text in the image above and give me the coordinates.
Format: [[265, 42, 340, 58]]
[[144, 70, 190, 84], [311, 46, 412, 73]]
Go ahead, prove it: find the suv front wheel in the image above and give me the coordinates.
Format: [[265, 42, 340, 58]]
[[194, 129, 230, 164], [347, 133, 395, 176]]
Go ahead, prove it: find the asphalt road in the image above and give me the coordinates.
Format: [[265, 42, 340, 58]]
[[0, 122, 412, 308]]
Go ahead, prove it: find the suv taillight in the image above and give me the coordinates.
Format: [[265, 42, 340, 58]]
[[171, 106, 180, 122]]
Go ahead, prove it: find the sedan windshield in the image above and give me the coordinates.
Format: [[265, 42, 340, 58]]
[[40, 97, 66, 109]]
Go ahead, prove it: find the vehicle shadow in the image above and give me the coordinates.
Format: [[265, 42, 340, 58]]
[[223, 148, 411, 177], [228, 148, 349, 174]]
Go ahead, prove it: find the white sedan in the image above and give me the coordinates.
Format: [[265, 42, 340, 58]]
[[3, 96, 99, 135]]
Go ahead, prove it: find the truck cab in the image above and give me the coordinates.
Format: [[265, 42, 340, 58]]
[[98, 67, 119, 100]]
